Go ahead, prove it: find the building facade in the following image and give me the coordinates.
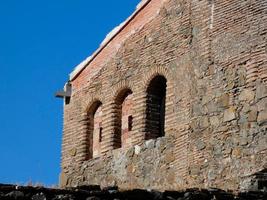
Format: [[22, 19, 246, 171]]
[[60, 0, 267, 191]]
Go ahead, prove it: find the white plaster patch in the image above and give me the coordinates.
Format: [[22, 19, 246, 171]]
[[134, 145, 141, 155], [145, 139, 155, 149]]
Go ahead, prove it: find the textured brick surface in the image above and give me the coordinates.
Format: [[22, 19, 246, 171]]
[[92, 105, 102, 158], [61, 0, 267, 191], [121, 93, 134, 149]]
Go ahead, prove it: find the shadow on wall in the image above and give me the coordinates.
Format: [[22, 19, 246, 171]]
[[241, 168, 267, 191]]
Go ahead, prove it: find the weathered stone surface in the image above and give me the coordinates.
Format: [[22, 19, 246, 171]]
[[60, 172, 69, 188], [257, 110, 267, 125], [69, 148, 76, 157], [200, 116, 209, 129], [210, 116, 220, 127], [248, 107, 258, 122], [218, 93, 230, 108], [195, 139, 206, 150], [256, 83, 267, 100], [134, 145, 141, 155], [145, 139, 155, 149], [223, 107, 236, 122], [239, 89, 255, 102], [257, 98, 267, 112], [232, 148, 242, 158]]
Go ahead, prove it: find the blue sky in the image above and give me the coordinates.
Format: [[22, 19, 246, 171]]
[[0, 0, 139, 186]]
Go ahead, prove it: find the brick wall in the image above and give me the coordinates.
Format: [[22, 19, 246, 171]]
[[60, 0, 267, 191], [92, 104, 102, 158], [121, 92, 134, 149]]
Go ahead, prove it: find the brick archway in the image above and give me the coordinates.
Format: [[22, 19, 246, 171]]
[[142, 67, 175, 136], [113, 88, 134, 149], [145, 75, 167, 139], [86, 100, 103, 159]]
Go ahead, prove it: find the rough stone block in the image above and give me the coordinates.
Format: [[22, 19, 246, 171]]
[[256, 83, 267, 100], [218, 93, 230, 108], [248, 107, 258, 122], [223, 107, 236, 122], [239, 89, 255, 102], [257, 110, 267, 125]]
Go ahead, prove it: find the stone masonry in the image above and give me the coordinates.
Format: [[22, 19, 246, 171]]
[[0, 184, 266, 200], [60, 0, 267, 192]]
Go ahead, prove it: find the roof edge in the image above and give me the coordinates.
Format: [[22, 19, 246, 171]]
[[69, 0, 152, 81]]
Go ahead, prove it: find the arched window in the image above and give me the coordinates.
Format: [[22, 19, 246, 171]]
[[146, 75, 167, 139], [114, 89, 133, 149], [86, 101, 103, 159]]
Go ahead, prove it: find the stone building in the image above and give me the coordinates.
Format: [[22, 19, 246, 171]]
[[59, 0, 267, 192]]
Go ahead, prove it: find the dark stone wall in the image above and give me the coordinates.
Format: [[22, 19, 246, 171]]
[[0, 184, 266, 200]]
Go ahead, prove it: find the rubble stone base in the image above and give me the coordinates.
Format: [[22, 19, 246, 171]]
[[0, 184, 266, 200]]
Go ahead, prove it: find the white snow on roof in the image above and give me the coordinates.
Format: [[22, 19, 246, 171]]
[[70, 19, 128, 80], [69, 0, 151, 81]]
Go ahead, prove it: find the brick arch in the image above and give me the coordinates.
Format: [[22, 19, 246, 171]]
[[82, 91, 105, 113], [111, 80, 134, 101], [140, 66, 175, 138], [112, 87, 134, 149], [85, 99, 103, 159], [115, 88, 133, 103], [86, 100, 102, 119], [84, 97, 104, 114], [142, 66, 173, 90], [98, 81, 135, 154], [145, 75, 167, 139]]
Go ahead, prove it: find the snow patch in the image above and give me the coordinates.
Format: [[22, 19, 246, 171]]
[[70, 0, 152, 81]]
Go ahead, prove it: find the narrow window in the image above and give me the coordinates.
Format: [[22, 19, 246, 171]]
[[93, 105, 102, 157], [86, 101, 102, 159], [114, 89, 133, 149], [145, 75, 167, 139], [99, 127, 103, 143]]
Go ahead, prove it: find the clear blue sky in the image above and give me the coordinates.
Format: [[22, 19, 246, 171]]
[[0, 0, 139, 186]]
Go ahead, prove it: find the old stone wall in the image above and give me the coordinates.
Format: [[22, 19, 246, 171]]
[[1, 184, 266, 200], [61, 0, 267, 191], [67, 137, 176, 190]]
